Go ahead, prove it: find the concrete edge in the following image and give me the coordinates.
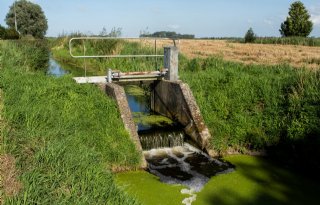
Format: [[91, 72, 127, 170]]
[[98, 83, 147, 169], [175, 81, 212, 151]]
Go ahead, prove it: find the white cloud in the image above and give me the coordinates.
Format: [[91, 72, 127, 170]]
[[310, 5, 320, 26], [312, 15, 320, 26], [264, 19, 273, 26], [247, 19, 254, 24], [167, 24, 180, 30]]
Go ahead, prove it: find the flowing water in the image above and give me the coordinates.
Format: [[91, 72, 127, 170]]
[[124, 84, 235, 204], [144, 144, 234, 204], [125, 84, 185, 149]]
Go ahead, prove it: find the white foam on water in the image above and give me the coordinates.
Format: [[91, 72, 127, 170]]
[[144, 143, 235, 204], [181, 188, 197, 205], [145, 144, 214, 192]]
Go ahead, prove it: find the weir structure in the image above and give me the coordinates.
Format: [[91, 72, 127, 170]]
[[70, 38, 212, 168]]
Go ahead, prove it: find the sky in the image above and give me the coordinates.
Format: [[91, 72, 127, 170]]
[[1, 0, 320, 37]]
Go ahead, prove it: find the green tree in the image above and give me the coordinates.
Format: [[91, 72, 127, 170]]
[[244, 28, 256, 43], [280, 1, 313, 37], [5, 0, 48, 39]]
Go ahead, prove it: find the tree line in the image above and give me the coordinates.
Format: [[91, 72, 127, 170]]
[[140, 31, 195, 39]]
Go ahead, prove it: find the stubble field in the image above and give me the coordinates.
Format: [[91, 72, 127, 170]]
[[147, 39, 320, 69]]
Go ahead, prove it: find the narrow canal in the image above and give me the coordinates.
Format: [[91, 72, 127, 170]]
[[48, 56, 235, 205], [124, 83, 234, 205]]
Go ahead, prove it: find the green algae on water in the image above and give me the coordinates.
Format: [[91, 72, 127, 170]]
[[133, 112, 174, 127]]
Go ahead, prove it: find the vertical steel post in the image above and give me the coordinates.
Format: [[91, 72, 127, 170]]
[[107, 68, 112, 83], [164, 46, 179, 81]]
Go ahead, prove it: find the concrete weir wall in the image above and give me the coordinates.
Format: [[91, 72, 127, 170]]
[[98, 83, 147, 168], [151, 80, 211, 151]]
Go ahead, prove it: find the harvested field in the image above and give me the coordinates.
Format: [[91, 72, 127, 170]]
[[141, 39, 320, 69]]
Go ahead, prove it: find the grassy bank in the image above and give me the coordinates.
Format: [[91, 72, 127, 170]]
[[181, 57, 320, 169], [0, 41, 141, 204]]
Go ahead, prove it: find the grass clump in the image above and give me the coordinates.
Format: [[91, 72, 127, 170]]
[[0, 40, 141, 204]]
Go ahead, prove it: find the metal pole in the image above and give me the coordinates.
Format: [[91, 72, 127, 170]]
[[155, 39, 158, 70], [83, 39, 87, 77], [107, 68, 112, 83], [14, 0, 18, 32]]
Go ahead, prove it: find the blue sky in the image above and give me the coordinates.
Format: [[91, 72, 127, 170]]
[[1, 0, 320, 37]]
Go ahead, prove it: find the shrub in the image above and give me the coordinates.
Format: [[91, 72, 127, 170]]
[[244, 28, 256, 43], [4, 28, 20, 39]]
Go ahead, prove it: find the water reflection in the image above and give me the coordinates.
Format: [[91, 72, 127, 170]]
[[47, 58, 69, 77]]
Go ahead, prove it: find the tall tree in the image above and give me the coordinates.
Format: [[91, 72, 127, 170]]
[[5, 0, 48, 39], [280, 1, 313, 37]]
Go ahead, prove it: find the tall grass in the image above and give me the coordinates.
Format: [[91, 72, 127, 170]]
[[0, 41, 141, 204], [1, 40, 50, 72], [51, 37, 162, 75], [181, 57, 320, 157]]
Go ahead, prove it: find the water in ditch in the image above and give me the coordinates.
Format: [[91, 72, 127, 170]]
[[124, 84, 234, 204], [47, 56, 94, 77]]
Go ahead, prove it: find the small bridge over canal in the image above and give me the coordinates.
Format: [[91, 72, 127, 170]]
[[69, 37, 212, 168]]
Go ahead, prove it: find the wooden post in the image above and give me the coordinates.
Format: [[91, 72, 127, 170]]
[[164, 46, 179, 81]]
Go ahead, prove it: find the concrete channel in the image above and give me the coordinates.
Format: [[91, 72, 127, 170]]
[[97, 46, 212, 168]]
